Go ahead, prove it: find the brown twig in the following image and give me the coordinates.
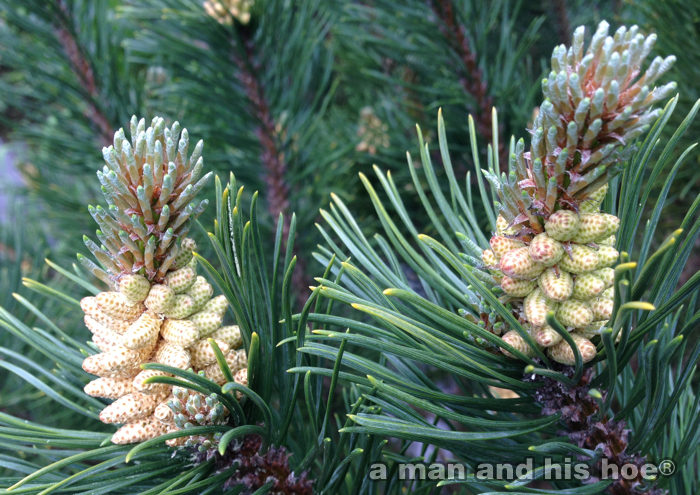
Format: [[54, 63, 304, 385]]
[[55, 0, 113, 146], [231, 31, 308, 299], [429, 0, 506, 165]]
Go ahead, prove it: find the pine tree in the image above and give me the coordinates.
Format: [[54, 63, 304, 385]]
[[1, 3, 700, 495], [0, 114, 381, 492], [305, 21, 700, 494]]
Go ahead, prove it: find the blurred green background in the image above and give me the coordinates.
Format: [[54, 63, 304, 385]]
[[0, 0, 698, 427]]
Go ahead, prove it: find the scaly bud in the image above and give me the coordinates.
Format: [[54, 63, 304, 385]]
[[538, 268, 574, 302], [188, 311, 224, 337], [524, 288, 559, 327], [590, 297, 614, 321], [529, 233, 564, 267], [572, 273, 606, 300], [545, 210, 580, 241], [112, 416, 170, 444], [84, 377, 136, 399], [548, 333, 597, 364], [500, 247, 545, 280], [191, 339, 231, 368], [482, 249, 498, 266], [500, 330, 538, 359], [597, 246, 619, 268], [187, 276, 214, 312], [201, 295, 229, 316], [161, 319, 200, 347], [209, 325, 242, 349], [490, 235, 525, 260], [559, 244, 600, 274], [144, 284, 176, 314], [155, 341, 192, 369], [557, 299, 594, 328], [571, 213, 609, 243], [533, 325, 562, 347], [501, 277, 538, 297], [593, 268, 615, 288], [164, 265, 197, 294], [121, 311, 162, 350], [95, 292, 145, 321]]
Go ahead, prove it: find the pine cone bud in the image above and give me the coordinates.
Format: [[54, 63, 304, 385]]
[[559, 244, 599, 274], [482, 249, 498, 267], [500, 247, 545, 280], [490, 235, 525, 259], [501, 277, 538, 297], [164, 265, 197, 294], [118, 275, 151, 304], [529, 233, 564, 266], [202, 295, 229, 316], [524, 288, 558, 327], [121, 311, 162, 350], [112, 416, 170, 444], [596, 245, 619, 268], [590, 297, 614, 321], [548, 333, 597, 365], [533, 324, 563, 347], [171, 238, 197, 270], [95, 292, 145, 321], [187, 276, 214, 312], [600, 214, 620, 239], [144, 284, 176, 314], [161, 319, 199, 347], [572, 273, 606, 300], [593, 267, 615, 288], [191, 339, 231, 368], [233, 368, 248, 399], [500, 330, 538, 359], [209, 325, 242, 349], [598, 235, 616, 247], [571, 213, 609, 243], [545, 211, 580, 241], [84, 316, 122, 347], [162, 294, 197, 319], [154, 401, 176, 424], [204, 349, 247, 385], [83, 346, 154, 378], [84, 377, 136, 399], [580, 185, 607, 213], [538, 268, 574, 302], [133, 369, 171, 395], [81, 297, 132, 333], [187, 311, 224, 337], [496, 215, 515, 235], [155, 341, 192, 370], [99, 392, 164, 424], [556, 299, 594, 328]]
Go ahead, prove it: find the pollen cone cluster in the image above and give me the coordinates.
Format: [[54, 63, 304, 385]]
[[477, 22, 675, 365], [79, 117, 247, 444], [158, 377, 246, 451]]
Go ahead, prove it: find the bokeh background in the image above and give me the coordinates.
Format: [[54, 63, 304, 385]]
[[1, 0, 699, 428]]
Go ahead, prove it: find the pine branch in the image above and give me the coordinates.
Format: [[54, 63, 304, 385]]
[[54, 0, 114, 146], [429, 0, 505, 163], [231, 28, 308, 295]]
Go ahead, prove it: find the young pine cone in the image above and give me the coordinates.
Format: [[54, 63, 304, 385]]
[[79, 116, 246, 446]]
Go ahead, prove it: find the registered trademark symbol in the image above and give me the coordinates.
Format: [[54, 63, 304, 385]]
[[658, 459, 675, 477]]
